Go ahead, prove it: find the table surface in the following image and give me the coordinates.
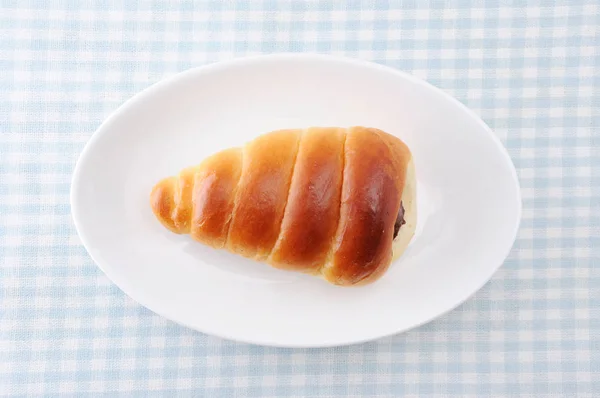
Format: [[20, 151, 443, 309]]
[[2, 1, 599, 397]]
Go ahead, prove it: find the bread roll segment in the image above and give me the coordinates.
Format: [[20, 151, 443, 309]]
[[322, 127, 413, 286], [268, 127, 345, 272], [190, 148, 242, 248], [226, 129, 301, 260], [150, 126, 416, 286]]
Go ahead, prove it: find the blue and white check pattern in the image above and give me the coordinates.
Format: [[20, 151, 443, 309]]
[[1, 1, 599, 396]]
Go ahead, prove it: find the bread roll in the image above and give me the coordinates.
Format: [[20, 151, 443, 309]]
[[150, 126, 416, 286]]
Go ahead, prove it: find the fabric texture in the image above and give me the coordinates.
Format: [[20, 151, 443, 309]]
[[1, 1, 598, 396]]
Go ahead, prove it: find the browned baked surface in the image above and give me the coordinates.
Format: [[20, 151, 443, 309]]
[[150, 126, 412, 286], [190, 148, 242, 248], [269, 127, 345, 272], [323, 127, 411, 285], [226, 129, 301, 260]]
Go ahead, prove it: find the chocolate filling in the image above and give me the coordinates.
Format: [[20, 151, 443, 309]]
[[393, 201, 406, 239]]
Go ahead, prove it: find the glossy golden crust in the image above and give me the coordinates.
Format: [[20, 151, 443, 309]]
[[150, 176, 179, 233], [268, 127, 345, 272], [150, 127, 414, 286], [322, 127, 408, 286], [226, 129, 301, 260], [190, 148, 242, 248]]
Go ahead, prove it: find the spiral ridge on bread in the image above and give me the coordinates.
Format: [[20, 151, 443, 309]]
[[150, 126, 416, 286]]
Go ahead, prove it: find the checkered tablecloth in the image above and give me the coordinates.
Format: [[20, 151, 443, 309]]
[[2, 1, 599, 396]]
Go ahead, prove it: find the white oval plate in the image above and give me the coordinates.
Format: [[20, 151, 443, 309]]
[[71, 54, 521, 347]]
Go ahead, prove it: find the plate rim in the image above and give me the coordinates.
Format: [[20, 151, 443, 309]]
[[71, 53, 522, 347]]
